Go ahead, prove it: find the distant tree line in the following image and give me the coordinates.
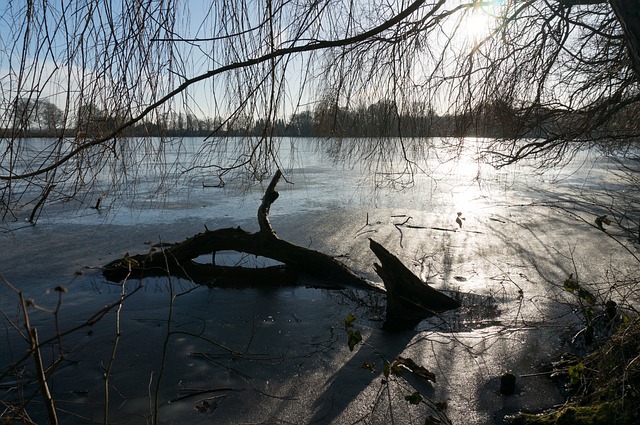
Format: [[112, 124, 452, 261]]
[[5, 96, 628, 140]]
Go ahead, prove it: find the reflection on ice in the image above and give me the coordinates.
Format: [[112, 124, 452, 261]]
[[193, 251, 284, 268]]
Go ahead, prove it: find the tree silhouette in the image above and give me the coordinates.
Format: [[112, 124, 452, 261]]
[[0, 1, 638, 217]]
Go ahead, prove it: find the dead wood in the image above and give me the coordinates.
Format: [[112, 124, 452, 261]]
[[103, 225, 373, 289], [369, 238, 461, 328], [102, 171, 461, 326], [103, 171, 376, 291]]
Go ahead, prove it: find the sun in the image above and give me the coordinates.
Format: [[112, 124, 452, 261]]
[[466, 9, 491, 41]]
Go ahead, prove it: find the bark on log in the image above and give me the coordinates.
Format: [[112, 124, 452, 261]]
[[369, 238, 461, 328], [103, 226, 375, 290]]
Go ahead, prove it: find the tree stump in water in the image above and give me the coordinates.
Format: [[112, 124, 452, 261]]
[[369, 238, 461, 329]]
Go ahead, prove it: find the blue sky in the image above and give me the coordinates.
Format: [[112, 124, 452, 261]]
[[0, 0, 511, 126]]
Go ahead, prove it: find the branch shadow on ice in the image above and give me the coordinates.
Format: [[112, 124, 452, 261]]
[[452, 188, 640, 422]]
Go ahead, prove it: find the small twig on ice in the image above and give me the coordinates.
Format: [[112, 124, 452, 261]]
[[168, 388, 232, 403], [355, 212, 380, 238], [90, 194, 106, 210], [394, 216, 412, 248]]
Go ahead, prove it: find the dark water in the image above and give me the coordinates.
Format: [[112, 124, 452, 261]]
[[1, 137, 638, 424]]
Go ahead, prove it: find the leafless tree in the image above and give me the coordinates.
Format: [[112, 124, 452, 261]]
[[0, 0, 638, 219]]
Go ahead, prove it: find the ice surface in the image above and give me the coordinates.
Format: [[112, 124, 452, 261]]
[[1, 137, 638, 424]]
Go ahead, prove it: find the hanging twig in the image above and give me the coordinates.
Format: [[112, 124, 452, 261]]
[[28, 184, 55, 224]]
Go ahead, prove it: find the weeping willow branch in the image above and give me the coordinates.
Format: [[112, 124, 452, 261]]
[[28, 184, 55, 224], [1, 0, 639, 220], [0, 0, 444, 182]]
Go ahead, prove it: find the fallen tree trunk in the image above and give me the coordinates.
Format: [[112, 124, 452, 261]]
[[103, 170, 375, 291], [103, 170, 461, 325], [369, 238, 461, 329], [103, 225, 374, 290]]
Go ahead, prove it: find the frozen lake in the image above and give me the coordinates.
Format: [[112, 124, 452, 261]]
[[1, 137, 638, 424]]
